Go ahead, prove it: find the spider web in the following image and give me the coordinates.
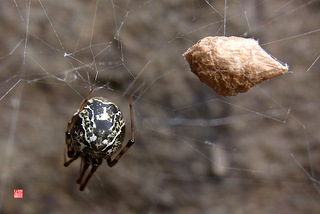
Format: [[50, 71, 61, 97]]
[[1, 0, 320, 213]]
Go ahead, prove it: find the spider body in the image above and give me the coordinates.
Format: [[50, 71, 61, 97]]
[[70, 98, 125, 159], [64, 90, 134, 191]]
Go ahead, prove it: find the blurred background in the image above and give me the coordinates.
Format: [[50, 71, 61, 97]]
[[0, 0, 320, 213]]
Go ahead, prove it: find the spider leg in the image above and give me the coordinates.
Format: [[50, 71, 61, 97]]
[[64, 155, 80, 167], [76, 158, 90, 184], [77, 89, 93, 114], [66, 89, 94, 135], [107, 139, 134, 167], [64, 145, 80, 167], [107, 94, 135, 167], [79, 160, 102, 191]]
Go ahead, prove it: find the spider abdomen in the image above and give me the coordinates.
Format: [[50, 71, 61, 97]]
[[71, 97, 125, 159]]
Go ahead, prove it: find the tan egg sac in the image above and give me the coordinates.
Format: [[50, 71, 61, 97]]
[[183, 36, 289, 96]]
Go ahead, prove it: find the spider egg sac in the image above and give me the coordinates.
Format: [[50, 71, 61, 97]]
[[183, 36, 289, 96]]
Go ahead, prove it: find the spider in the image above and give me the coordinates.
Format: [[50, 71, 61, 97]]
[[64, 89, 134, 191]]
